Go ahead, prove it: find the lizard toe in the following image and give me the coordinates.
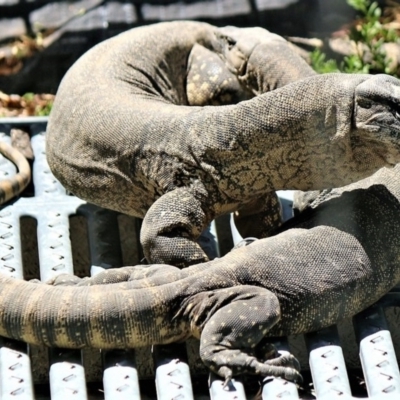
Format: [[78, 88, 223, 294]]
[[264, 350, 301, 372], [282, 367, 303, 384], [47, 274, 84, 286], [217, 366, 233, 387]]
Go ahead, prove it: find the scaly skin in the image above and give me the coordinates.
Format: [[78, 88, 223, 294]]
[[46, 21, 400, 267], [0, 165, 400, 383], [0, 141, 31, 204]]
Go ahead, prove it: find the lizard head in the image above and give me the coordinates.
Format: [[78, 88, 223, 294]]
[[354, 74, 400, 166], [210, 26, 314, 93], [211, 26, 284, 77]]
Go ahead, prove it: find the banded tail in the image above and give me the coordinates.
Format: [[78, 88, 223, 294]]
[[0, 141, 31, 205]]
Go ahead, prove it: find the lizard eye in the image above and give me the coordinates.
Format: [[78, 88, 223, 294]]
[[226, 37, 236, 50]]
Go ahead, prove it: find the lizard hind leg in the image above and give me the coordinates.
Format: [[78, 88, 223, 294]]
[[197, 286, 302, 383]]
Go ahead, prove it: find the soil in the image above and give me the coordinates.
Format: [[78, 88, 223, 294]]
[[0, 91, 54, 117]]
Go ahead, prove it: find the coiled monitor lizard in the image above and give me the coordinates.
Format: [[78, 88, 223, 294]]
[[46, 21, 400, 267]]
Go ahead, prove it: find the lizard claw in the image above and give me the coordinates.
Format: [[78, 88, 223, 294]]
[[232, 237, 259, 249], [217, 366, 233, 388], [264, 351, 301, 372], [262, 351, 303, 384], [282, 367, 303, 384]]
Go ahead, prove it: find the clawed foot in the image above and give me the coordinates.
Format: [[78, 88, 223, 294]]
[[263, 350, 303, 383], [29, 274, 86, 286], [44, 274, 88, 286], [213, 350, 302, 386]]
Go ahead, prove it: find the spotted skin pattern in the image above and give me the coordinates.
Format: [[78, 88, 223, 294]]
[[46, 21, 400, 267], [0, 166, 400, 383], [0, 141, 31, 205]]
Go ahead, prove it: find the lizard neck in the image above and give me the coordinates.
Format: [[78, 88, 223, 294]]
[[198, 74, 393, 198]]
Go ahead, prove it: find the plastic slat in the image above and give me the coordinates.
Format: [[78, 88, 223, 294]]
[[0, 345, 34, 400], [306, 326, 352, 399], [154, 344, 194, 400], [262, 376, 300, 399], [29, 132, 88, 400], [209, 373, 246, 400], [49, 361, 87, 399], [103, 350, 140, 400], [261, 339, 299, 399], [0, 203, 23, 279], [354, 306, 400, 398], [0, 133, 34, 399], [103, 365, 141, 399]]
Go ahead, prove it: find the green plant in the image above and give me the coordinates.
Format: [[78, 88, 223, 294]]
[[309, 49, 340, 74], [310, 0, 399, 76]]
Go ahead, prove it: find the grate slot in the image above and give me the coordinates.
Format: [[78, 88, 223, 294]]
[[78, 203, 123, 273], [20, 216, 39, 280]]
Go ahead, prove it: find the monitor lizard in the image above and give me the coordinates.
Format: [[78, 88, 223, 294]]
[[0, 164, 399, 383], [46, 21, 400, 267]]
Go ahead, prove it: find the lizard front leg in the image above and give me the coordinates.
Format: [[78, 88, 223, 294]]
[[233, 192, 282, 239], [186, 285, 302, 383], [141, 188, 212, 267]]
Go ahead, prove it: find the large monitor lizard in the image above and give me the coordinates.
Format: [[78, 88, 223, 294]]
[[0, 164, 399, 383], [46, 21, 400, 267]]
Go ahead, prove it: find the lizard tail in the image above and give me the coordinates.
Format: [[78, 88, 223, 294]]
[[0, 141, 31, 205], [0, 273, 188, 349]]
